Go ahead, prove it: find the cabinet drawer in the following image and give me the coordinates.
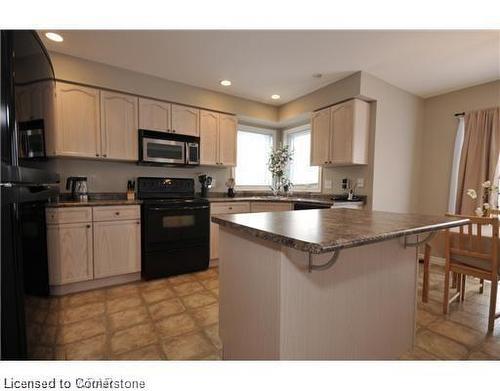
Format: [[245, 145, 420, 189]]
[[92, 205, 140, 222], [46, 207, 92, 224], [210, 202, 250, 215]]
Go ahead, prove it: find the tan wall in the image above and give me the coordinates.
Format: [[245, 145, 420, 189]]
[[49, 52, 279, 124], [360, 72, 424, 213], [418, 80, 500, 216], [36, 158, 230, 194], [278, 72, 362, 124]]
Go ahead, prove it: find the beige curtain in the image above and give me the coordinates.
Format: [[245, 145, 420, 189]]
[[456, 107, 500, 215]]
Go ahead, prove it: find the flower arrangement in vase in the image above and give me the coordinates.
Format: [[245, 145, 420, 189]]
[[466, 180, 499, 217], [267, 144, 293, 196]]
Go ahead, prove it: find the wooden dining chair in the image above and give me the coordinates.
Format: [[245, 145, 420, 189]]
[[443, 214, 499, 332]]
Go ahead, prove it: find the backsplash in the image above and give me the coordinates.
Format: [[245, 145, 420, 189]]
[[35, 158, 231, 194], [33, 158, 369, 196]]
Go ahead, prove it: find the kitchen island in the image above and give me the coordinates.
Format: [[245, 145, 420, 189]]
[[211, 208, 469, 359]]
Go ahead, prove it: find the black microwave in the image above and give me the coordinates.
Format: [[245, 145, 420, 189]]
[[138, 129, 200, 166]]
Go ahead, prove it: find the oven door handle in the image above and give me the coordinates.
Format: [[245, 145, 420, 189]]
[[149, 205, 209, 211]]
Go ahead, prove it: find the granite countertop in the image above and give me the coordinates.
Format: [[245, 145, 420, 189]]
[[204, 195, 365, 206], [211, 208, 469, 254], [46, 199, 142, 208]]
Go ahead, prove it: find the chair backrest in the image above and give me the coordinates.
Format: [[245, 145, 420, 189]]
[[445, 213, 499, 274]]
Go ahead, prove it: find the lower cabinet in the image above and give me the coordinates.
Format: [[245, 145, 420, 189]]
[[46, 205, 141, 287], [93, 219, 141, 279], [47, 222, 93, 285]]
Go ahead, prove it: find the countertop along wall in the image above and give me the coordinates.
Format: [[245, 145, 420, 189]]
[[417, 80, 500, 216]]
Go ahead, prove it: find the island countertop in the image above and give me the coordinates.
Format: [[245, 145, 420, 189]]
[[211, 208, 469, 254]]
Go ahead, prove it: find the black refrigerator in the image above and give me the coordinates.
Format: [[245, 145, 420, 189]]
[[1, 30, 59, 359]]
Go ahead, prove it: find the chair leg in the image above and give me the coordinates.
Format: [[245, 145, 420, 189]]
[[488, 278, 498, 333], [460, 274, 466, 301], [456, 273, 462, 293], [422, 244, 431, 303], [443, 268, 451, 315], [452, 272, 458, 289], [479, 279, 484, 294]]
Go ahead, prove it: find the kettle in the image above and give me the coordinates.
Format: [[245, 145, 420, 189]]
[[66, 176, 89, 202]]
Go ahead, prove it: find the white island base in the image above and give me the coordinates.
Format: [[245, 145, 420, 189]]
[[218, 227, 419, 360]]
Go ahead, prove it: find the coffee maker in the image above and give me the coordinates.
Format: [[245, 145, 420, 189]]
[[198, 174, 213, 198], [66, 176, 89, 202]]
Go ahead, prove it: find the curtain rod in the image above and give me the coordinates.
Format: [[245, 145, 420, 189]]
[[454, 112, 465, 117]]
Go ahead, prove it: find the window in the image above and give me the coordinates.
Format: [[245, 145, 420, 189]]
[[234, 126, 276, 189], [284, 125, 321, 191]]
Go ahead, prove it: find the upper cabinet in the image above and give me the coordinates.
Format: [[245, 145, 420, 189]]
[[100, 91, 138, 161], [46, 81, 238, 163], [200, 110, 219, 165], [218, 114, 237, 166], [138, 98, 171, 132], [199, 111, 237, 167], [171, 104, 200, 137], [310, 99, 370, 166], [55, 82, 101, 158], [311, 107, 331, 166]]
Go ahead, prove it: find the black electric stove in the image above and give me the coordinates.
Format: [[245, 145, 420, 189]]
[[138, 177, 210, 280]]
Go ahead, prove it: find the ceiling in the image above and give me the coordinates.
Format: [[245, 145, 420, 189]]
[[39, 30, 500, 105]]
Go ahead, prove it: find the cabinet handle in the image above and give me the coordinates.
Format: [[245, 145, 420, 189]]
[[103, 154, 107, 158], [136, 221, 140, 225], [96, 153, 99, 157], [115, 212, 120, 215], [172, 129, 176, 133], [86, 224, 91, 228], [228, 207, 233, 210]]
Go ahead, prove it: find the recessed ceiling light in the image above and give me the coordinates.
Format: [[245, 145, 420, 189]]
[[45, 32, 64, 42], [220, 80, 232, 86], [271, 94, 281, 100]]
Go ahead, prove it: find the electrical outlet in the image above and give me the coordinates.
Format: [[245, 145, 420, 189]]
[[324, 179, 332, 189], [211, 178, 216, 188], [356, 178, 365, 188]]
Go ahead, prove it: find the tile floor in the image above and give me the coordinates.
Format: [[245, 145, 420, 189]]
[[25, 264, 500, 360], [26, 267, 221, 360], [403, 264, 500, 360]]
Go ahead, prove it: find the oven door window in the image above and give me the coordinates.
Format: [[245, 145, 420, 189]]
[[144, 139, 185, 163], [144, 205, 209, 251]]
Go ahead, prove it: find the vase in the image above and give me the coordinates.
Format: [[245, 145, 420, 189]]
[[271, 176, 282, 196]]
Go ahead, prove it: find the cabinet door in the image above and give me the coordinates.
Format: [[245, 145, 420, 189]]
[[330, 101, 354, 164], [47, 222, 93, 285], [171, 104, 199, 136], [210, 222, 219, 260], [138, 98, 171, 132], [200, 110, 219, 165], [93, 220, 141, 279], [100, 91, 138, 161], [310, 107, 331, 166], [55, 82, 101, 158], [218, 114, 237, 166]]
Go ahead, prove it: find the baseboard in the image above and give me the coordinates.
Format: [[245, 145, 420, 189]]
[[50, 272, 141, 295]]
